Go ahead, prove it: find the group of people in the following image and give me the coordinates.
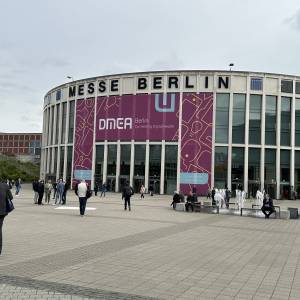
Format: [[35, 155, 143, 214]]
[[171, 186, 276, 219], [32, 179, 70, 205], [93, 182, 107, 197], [171, 189, 198, 210], [74, 180, 134, 215]]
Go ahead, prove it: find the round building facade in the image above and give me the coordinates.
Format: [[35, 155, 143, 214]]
[[41, 70, 300, 199]]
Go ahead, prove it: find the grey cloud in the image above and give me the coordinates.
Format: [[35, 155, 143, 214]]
[[284, 9, 300, 30], [148, 53, 185, 71], [40, 57, 70, 68]]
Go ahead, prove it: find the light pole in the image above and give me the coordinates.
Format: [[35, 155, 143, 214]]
[[229, 63, 234, 71]]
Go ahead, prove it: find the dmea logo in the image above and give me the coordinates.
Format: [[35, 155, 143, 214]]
[[154, 93, 175, 112], [99, 118, 132, 130]]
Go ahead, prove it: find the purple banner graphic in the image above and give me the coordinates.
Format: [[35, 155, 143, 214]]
[[73, 98, 95, 186], [96, 94, 179, 141], [180, 93, 213, 195]]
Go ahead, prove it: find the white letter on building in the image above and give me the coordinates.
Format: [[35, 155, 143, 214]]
[[124, 118, 132, 129], [99, 119, 106, 130]]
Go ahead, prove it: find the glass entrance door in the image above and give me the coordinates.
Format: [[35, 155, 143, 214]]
[[149, 176, 160, 194], [248, 181, 260, 198], [106, 176, 116, 192], [264, 182, 276, 199]]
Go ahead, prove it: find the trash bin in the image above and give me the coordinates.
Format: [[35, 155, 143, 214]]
[[288, 208, 299, 219]]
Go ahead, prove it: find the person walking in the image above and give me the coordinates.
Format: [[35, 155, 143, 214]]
[[52, 180, 57, 199], [122, 182, 134, 211], [15, 178, 21, 196], [37, 180, 44, 205], [75, 180, 88, 216], [100, 182, 106, 197], [94, 182, 99, 196], [225, 187, 231, 209], [55, 179, 64, 204], [44, 180, 52, 204], [140, 184, 145, 199], [0, 180, 13, 255], [62, 181, 70, 205], [211, 187, 216, 205], [32, 179, 39, 204]]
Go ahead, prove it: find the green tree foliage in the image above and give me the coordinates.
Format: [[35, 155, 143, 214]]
[[0, 154, 40, 182]]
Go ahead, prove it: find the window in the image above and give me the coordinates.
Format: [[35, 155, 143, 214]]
[[107, 145, 117, 176], [94, 145, 104, 183], [120, 144, 131, 176], [214, 146, 227, 188], [249, 95, 262, 144], [295, 99, 300, 146], [296, 82, 300, 94], [281, 80, 293, 93], [55, 104, 60, 144], [231, 147, 244, 191], [265, 96, 277, 145], [66, 146, 73, 181], [265, 149, 276, 182], [248, 148, 260, 181], [250, 78, 263, 91], [281, 97, 291, 146], [215, 94, 229, 143], [56, 90, 61, 101], [68, 101, 75, 143], [232, 94, 246, 144], [134, 145, 146, 176], [164, 145, 177, 194], [61, 102, 67, 144]]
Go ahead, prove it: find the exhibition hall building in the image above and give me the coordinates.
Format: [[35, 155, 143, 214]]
[[41, 70, 300, 199]]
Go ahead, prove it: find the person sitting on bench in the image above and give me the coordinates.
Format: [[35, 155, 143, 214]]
[[171, 191, 181, 210], [185, 191, 197, 211], [261, 194, 275, 219]]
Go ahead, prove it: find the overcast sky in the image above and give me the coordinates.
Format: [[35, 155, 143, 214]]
[[1, 0, 300, 133]]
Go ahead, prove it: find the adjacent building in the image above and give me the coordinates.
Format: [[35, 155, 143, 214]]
[[0, 132, 41, 163], [41, 70, 300, 199]]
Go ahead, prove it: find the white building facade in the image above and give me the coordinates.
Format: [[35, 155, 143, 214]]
[[41, 70, 300, 199]]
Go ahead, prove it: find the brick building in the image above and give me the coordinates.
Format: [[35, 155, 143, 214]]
[[0, 133, 42, 163]]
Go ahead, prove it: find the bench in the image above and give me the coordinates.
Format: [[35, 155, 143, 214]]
[[240, 207, 278, 218], [186, 202, 219, 214], [251, 204, 281, 218], [175, 202, 185, 211]]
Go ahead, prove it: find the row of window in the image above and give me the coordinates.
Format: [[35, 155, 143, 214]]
[[216, 94, 300, 146], [215, 146, 300, 198], [0, 135, 41, 141], [44, 101, 75, 146]]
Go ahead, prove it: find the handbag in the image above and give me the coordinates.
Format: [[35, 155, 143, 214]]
[[6, 197, 15, 213]]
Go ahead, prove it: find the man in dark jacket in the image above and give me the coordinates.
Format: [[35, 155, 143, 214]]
[[37, 180, 44, 205], [0, 180, 13, 255], [122, 182, 134, 211], [211, 187, 216, 205], [261, 194, 275, 218]]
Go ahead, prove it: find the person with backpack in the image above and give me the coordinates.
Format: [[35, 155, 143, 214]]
[[122, 182, 134, 211]]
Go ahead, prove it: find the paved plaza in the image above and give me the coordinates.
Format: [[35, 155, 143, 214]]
[[1, 186, 300, 299]]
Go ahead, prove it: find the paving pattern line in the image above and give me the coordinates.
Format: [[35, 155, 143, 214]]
[[0, 215, 218, 277], [0, 274, 160, 300]]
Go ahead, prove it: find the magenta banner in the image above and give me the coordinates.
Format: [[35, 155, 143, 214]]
[[180, 93, 213, 195], [73, 98, 95, 186], [96, 94, 179, 141]]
